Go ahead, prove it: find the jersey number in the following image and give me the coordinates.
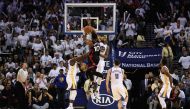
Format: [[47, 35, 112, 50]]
[[94, 46, 100, 51], [115, 73, 119, 79]]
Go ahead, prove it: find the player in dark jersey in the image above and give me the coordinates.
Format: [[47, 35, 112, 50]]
[[83, 26, 103, 99]]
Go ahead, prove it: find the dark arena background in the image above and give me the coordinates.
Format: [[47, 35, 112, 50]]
[[0, 0, 190, 109]]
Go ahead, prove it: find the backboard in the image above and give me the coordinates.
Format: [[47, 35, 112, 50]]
[[64, 3, 116, 34]]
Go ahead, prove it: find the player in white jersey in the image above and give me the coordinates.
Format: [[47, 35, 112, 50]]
[[95, 36, 109, 96], [65, 54, 88, 109], [158, 58, 173, 109], [96, 36, 109, 74], [106, 59, 128, 109]]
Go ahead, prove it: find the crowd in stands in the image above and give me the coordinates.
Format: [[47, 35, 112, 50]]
[[0, 0, 190, 109]]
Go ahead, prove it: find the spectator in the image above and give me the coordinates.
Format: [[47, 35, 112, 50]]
[[52, 40, 64, 57], [17, 30, 29, 48], [179, 50, 190, 70], [154, 25, 164, 46], [52, 53, 64, 66], [182, 72, 190, 108], [151, 78, 160, 92], [135, 6, 146, 19], [170, 86, 181, 109], [15, 63, 28, 109], [163, 26, 172, 43], [185, 21, 190, 43], [32, 37, 44, 55], [74, 44, 84, 57], [27, 83, 40, 108], [173, 21, 183, 39], [171, 69, 180, 85], [28, 67, 35, 83], [73, 35, 83, 48], [32, 87, 53, 109], [140, 74, 150, 108], [5, 67, 16, 79], [5, 58, 15, 69], [177, 13, 187, 27], [53, 69, 67, 109], [35, 73, 47, 89], [147, 88, 159, 109], [0, 30, 6, 52], [40, 50, 53, 68], [48, 63, 59, 79], [0, 79, 15, 109], [178, 30, 187, 48], [170, 18, 177, 31], [125, 19, 136, 47], [162, 43, 174, 71], [176, 85, 186, 108], [4, 28, 13, 52], [62, 36, 74, 57], [57, 61, 67, 75]]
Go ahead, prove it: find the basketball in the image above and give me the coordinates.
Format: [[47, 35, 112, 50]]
[[83, 26, 95, 35]]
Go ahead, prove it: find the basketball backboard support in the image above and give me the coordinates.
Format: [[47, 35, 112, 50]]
[[64, 3, 116, 34]]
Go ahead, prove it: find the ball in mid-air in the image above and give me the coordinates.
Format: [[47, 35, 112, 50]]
[[83, 26, 95, 35]]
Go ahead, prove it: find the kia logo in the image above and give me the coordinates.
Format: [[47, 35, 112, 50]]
[[92, 94, 115, 106]]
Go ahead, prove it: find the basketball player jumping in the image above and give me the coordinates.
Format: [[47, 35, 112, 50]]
[[83, 26, 104, 98], [158, 58, 173, 109], [106, 59, 128, 109], [66, 25, 102, 108]]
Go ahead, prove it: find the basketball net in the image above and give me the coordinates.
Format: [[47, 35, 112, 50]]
[[87, 17, 91, 26]]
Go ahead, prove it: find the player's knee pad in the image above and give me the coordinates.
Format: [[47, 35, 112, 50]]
[[69, 90, 77, 100]]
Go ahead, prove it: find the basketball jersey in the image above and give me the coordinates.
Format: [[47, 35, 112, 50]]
[[99, 42, 108, 61], [87, 42, 100, 69], [160, 66, 170, 85], [110, 67, 124, 85], [67, 60, 78, 77]]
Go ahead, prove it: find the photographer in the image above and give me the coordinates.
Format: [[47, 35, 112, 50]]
[[32, 87, 53, 109], [27, 83, 40, 108]]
